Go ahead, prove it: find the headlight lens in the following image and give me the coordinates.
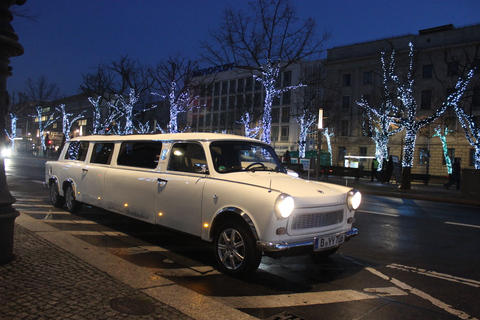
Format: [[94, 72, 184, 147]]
[[274, 193, 295, 219], [347, 190, 361, 210]]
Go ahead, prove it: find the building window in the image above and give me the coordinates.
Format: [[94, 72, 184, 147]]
[[282, 91, 291, 104], [272, 108, 280, 123], [213, 98, 219, 111], [283, 71, 291, 87], [338, 147, 346, 165], [419, 148, 429, 165], [359, 147, 367, 156], [422, 64, 433, 78], [421, 90, 432, 109], [363, 72, 373, 84], [245, 77, 253, 91], [281, 108, 290, 123], [342, 96, 350, 109], [271, 126, 279, 142], [343, 74, 351, 86], [229, 80, 236, 93], [472, 87, 480, 109], [78, 119, 87, 126], [221, 81, 228, 95], [280, 126, 289, 141], [214, 82, 220, 96], [340, 120, 349, 136], [447, 62, 459, 76], [237, 78, 244, 92], [470, 149, 475, 167]]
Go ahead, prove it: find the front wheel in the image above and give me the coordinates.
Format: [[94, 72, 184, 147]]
[[214, 221, 262, 277], [49, 181, 65, 208], [65, 184, 82, 214]]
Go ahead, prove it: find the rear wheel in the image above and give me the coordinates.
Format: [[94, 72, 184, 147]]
[[65, 184, 82, 214], [49, 181, 65, 208], [214, 221, 262, 277]]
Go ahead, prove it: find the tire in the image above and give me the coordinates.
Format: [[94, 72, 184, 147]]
[[49, 181, 65, 208], [214, 221, 262, 277], [65, 184, 82, 214]]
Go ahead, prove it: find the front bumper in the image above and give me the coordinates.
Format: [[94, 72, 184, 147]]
[[256, 228, 358, 252]]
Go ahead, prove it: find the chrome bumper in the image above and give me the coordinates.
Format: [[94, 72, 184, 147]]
[[256, 228, 358, 252]]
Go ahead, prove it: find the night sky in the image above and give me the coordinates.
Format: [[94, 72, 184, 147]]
[[7, 0, 480, 97]]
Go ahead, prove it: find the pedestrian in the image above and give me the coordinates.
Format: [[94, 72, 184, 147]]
[[445, 158, 461, 190], [371, 158, 378, 182], [284, 150, 291, 164]]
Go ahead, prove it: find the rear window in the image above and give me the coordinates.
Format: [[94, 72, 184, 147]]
[[90, 143, 114, 165], [117, 141, 162, 169], [65, 141, 89, 161]]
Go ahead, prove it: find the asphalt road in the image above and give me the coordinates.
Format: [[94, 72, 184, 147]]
[[6, 157, 480, 320]]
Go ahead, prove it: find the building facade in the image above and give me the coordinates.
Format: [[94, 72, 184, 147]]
[[322, 23, 480, 176]]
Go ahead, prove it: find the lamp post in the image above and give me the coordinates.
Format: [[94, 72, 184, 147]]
[[0, 0, 25, 264], [315, 108, 323, 181]]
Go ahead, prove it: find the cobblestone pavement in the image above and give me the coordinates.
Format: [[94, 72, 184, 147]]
[[0, 225, 193, 320]]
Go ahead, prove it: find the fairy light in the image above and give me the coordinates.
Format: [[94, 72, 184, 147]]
[[56, 104, 86, 141], [254, 59, 305, 145]]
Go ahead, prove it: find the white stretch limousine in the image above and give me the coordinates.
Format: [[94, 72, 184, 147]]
[[45, 133, 361, 276]]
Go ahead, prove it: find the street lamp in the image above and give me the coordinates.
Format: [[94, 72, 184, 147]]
[[0, 0, 26, 264], [316, 108, 323, 180]]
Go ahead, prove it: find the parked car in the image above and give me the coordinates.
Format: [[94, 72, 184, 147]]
[[45, 133, 361, 276]]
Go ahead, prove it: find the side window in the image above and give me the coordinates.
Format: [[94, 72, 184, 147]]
[[168, 143, 207, 173], [65, 141, 89, 161], [90, 143, 114, 165], [117, 141, 162, 169]]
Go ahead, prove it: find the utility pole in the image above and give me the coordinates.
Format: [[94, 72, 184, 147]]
[[0, 0, 25, 264]]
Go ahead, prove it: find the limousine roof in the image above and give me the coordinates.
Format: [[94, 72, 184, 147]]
[[69, 132, 261, 143]]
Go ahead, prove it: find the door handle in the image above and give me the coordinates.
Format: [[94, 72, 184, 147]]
[[157, 178, 168, 185], [82, 168, 88, 173]]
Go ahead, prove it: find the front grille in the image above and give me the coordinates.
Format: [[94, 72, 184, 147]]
[[291, 210, 344, 229]]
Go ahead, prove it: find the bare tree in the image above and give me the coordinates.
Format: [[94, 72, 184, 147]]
[[24, 76, 60, 156], [81, 56, 155, 134], [200, 0, 329, 144], [152, 54, 202, 133]]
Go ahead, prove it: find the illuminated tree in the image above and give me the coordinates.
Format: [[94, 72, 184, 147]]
[[452, 75, 480, 169], [322, 127, 334, 165], [239, 111, 261, 139], [432, 125, 454, 174], [390, 44, 474, 189], [24, 76, 60, 156], [56, 104, 86, 141], [30, 106, 59, 154], [200, 0, 328, 144], [153, 55, 202, 133], [81, 56, 154, 135], [357, 50, 403, 172]]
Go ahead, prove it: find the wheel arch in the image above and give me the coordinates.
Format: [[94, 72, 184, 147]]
[[209, 207, 259, 242]]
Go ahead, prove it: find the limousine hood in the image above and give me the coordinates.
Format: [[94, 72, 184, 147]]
[[220, 172, 350, 207]]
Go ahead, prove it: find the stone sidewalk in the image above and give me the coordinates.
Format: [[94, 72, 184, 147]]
[[1, 214, 256, 320]]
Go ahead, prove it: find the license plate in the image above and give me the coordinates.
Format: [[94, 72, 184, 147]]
[[314, 233, 345, 251]]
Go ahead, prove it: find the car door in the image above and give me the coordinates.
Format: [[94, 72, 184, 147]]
[[155, 142, 207, 237], [80, 142, 114, 206], [103, 141, 163, 224]]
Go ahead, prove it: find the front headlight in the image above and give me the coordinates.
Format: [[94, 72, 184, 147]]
[[347, 189, 361, 210], [274, 193, 295, 219]]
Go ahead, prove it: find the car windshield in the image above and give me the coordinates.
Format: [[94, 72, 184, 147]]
[[210, 141, 286, 174]]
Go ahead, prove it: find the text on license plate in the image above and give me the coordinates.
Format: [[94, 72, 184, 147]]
[[314, 233, 345, 251]]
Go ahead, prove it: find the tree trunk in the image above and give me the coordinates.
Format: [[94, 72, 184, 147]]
[[401, 167, 412, 190]]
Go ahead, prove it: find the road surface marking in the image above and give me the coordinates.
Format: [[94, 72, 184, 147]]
[[366, 267, 478, 320], [213, 289, 403, 308], [445, 221, 480, 229], [358, 210, 400, 217], [387, 264, 480, 288]]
